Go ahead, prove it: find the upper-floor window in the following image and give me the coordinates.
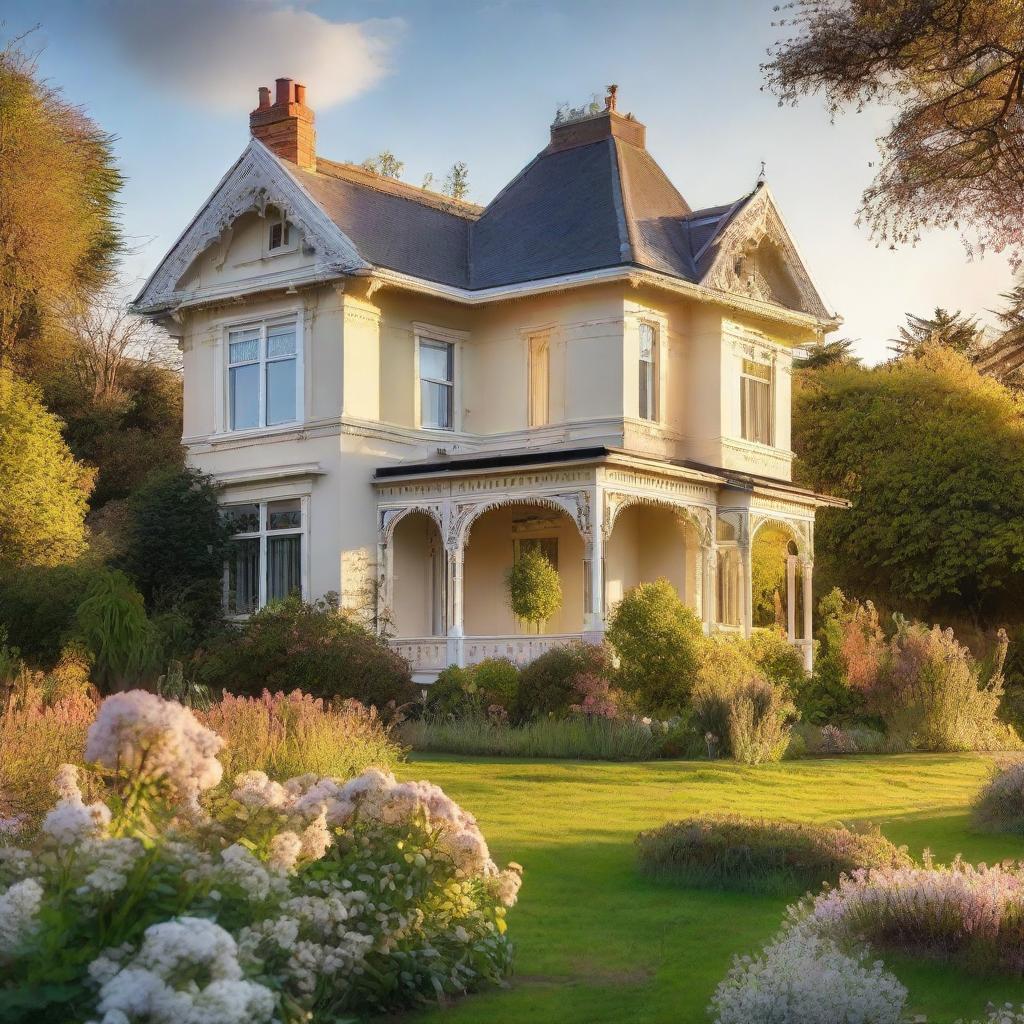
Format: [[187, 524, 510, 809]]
[[223, 497, 305, 615], [740, 358, 773, 445], [266, 213, 296, 255], [528, 334, 550, 427], [419, 337, 454, 430], [228, 319, 299, 431], [639, 323, 657, 421]]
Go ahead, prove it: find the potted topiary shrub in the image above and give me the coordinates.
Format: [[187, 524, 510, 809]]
[[505, 546, 562, 634]]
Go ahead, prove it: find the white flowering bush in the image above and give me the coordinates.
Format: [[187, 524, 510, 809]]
[[709, 927, 907, 1024], [0, 690, 522, 1023]]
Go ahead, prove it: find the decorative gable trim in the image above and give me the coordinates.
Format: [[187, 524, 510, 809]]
[[133, 140, 369, 315], [700, 185, 834, 322]]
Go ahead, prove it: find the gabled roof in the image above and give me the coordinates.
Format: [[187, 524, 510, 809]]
[[134, 106, 837, 326]]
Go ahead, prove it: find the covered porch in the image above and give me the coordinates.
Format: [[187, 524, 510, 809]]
[[374, 449, 827, 681]]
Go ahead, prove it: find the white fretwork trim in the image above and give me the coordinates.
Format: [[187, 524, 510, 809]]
[[133, 140, 368, 314]]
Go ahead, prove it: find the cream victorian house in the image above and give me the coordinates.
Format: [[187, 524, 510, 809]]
[[134, 79, 843, 680]]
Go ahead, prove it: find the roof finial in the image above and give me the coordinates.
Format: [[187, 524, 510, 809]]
[[605, 84, 618, 112], [757, 160, 767, 186]]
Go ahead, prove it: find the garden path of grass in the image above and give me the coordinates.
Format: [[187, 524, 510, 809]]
[[396, 754, 1024, 1024]]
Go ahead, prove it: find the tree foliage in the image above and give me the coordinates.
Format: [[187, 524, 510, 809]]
[[765, 1, 1024, 261], [505, 548, 562, 630], [361, 149, 404, 179], [794, 338, 861, 369], [0, 39, 123, 369], [0, 367, 92, 569], [793, 344, 1024, 620], [890, 306, 981, 359], [443, 161, 470, 201]]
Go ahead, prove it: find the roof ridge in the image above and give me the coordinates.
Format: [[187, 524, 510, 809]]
[[311, 157, 484, 219]]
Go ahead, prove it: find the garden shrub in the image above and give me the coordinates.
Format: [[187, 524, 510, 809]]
[[473, 657, 520, 709], [691, 638, 762, 756], [749, 628, 805, 690], [0, 562, 93, 667], [0, 691, 521, 1022], [973, 760, 1024, 835], [73, 569, 157, 691], [606, 579, 703, 715], [505, 546, 561, 630], [728, 678, 797, 765], [424, 664, 478, 717], [196, 596, 417, 712], [513, 641, 612, 720], [636, 815, 911, 894], [399, 712, 660, 760], [201, 689, 401, 784], [709, 929, 907, 1024]]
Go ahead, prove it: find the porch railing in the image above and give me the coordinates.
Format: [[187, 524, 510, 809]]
[[390, 633, 582, 674]]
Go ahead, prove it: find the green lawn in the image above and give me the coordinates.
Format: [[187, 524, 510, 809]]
[[396, 754, 1024, 1024]]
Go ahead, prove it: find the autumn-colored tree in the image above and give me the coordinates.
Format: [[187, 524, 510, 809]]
[[890, 307, 981, 359], [765, 1, 1024, 261], [0, 367, 92, 569], [0, 39, 123, 370], [793, 343, 1024, 620]]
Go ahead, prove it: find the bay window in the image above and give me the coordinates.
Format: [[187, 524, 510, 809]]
[[639, 323, 656, 421], [227, 318, 300, 431], [419, 337, 454, 430], [740, 358, 772, 445], [224, 498, 305, 615]]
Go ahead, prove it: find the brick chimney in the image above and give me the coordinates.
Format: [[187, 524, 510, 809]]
[[547, 85, 646, 153], [250, 78, 316, 170]]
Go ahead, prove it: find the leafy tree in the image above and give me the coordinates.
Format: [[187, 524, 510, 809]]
[[764, 1, 1024, 261], [0, 367, 92, 569], [443, 161, 470, 201], [794, 338, 860, 369], [890, 307, 981, 359], [0, 39, 123, 370], [793, 343, 1024, 621], [361, 149, 404, 179], [606, 579, 704, 714], [122, 467, 231, 634], [505, 548, 562, 631]]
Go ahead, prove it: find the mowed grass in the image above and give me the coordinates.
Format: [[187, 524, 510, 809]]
[[396, 754, 1024, 1024]]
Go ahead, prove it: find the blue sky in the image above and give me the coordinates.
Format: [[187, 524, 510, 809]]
[[4, 0, 1015, 362]]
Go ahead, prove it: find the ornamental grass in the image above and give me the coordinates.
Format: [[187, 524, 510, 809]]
[[399, 712, 660, 761], [636, 815, 911, 894]]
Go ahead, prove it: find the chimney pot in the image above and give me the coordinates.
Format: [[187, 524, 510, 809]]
[[257, 86, 271, 109], [294, 83, 306, 105], [251, 77, 316, 169], [275, 77, 293, 106]]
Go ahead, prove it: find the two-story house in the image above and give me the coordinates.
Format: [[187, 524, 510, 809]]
[[133, 79, 843, 679]]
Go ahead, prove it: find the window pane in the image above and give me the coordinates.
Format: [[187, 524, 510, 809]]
[[223, 503, 260, 535], [639, 359, 654, 420], [639, 323, 654, 361], [266, 358, 296, 425], [227, 538, 260, 615], [529, 337, 549, 427], [268, 498, 301, 531], [230, 363, 259, 430], [421, 379, 452, 429], [420, 339, 452, 382], [267, 535, 301, 603], [229, 329, 259, 364], [267, 324, 296, 358]]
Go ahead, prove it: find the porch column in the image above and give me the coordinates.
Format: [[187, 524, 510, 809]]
[[801, 559, 814, 671], [376, 539, 393, 636], [701, 542, 716, 635], [739, 531, 753, 638], [785, 554, 797, 641], [583, 489, 605, 643], [445, 543, 465, 668]]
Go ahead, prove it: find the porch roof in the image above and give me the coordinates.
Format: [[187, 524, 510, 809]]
[[372, 444, 848, 509]]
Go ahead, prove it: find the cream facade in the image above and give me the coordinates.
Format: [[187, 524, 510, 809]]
[[135, 79, 843, 679]]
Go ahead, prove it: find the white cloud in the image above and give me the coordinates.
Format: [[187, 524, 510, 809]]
[[104, 1, 402, 111]]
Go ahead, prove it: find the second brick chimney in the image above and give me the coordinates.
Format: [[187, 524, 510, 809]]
[[250, 78, 316, 170]]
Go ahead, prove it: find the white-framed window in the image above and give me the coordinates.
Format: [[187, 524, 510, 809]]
[[740, 358, 773, 445], [227, 318, 300, 432], [639, 322, 657, 421], [265, 212, 296, 256], [419, 337, 454, 430], [527, 334, 550, 427], [223, 498, 306, 615]]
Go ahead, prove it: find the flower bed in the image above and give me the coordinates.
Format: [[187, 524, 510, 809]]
[[636, 815, 911, 894], [0, 690, 521, 1022]]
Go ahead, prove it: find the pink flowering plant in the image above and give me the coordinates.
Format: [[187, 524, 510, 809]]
[[0, 690, 522, 1023]]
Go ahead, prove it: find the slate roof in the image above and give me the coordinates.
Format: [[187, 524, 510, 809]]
[[280, 108, 761, 294]]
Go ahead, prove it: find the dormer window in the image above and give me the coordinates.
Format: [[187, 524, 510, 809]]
[[265, 211, 296, 255], [740, 358, 773, 445]]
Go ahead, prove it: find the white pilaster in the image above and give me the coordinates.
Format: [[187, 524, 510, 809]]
[[446, 544, 465, 667], [786, 554, 797, 641], [801, 559, 814, 671]]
